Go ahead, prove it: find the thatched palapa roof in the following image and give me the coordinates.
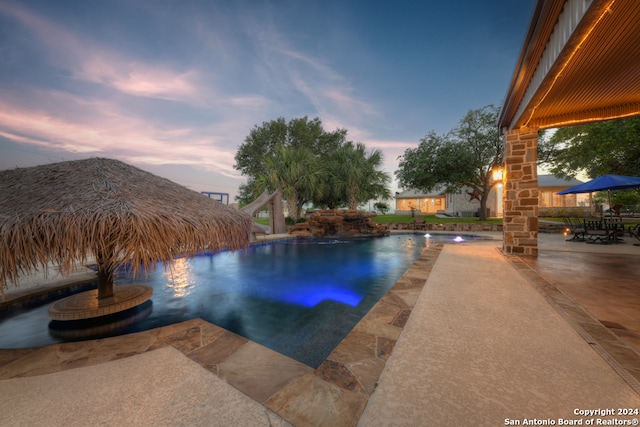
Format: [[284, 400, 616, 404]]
[[0, 158, 253, 299]]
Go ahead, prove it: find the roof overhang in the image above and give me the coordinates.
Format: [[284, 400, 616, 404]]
[[499, 0, 640, 131]]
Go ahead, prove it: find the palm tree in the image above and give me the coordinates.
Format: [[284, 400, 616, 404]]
[[331, 142, 391, 210], [257, 145, 322, 221]]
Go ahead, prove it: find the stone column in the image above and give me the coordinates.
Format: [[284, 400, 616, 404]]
[[502, 128, 539, 256]]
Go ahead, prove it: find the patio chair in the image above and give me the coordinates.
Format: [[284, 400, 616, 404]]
[[603, 218, 625, 243], [583, 219, 624, 244], [413, 216, 427, 231], [583, 219, 612, 244], [629, 224, 640, 246], [563, 217, 585, 241]]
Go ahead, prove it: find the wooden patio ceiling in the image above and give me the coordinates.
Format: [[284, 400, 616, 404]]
[[499, 0, 640, 131]]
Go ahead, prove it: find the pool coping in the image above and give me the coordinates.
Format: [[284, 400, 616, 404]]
[[0, 235, 444, 426]]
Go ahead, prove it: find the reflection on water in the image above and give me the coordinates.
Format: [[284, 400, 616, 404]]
[[0, 234, 465, 367], [164, 257, 193, 298]]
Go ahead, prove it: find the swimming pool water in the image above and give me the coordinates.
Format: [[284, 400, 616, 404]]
[[0, 234, 468, 367]]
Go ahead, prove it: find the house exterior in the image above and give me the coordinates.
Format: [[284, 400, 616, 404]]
[[538, 175, 586, 208], [394, 175, 584, 217], [395, 186, 501, 218], [394, 188, 447, 215]]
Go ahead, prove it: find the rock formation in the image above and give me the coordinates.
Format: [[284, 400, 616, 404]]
[[289, 210, 389, 238]]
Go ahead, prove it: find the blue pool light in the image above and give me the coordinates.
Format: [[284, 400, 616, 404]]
[[454, 235, 465, 242], [280, 285, 363, 307]]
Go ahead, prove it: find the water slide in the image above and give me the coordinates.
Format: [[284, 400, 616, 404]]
[[241, 189, 286, 235]]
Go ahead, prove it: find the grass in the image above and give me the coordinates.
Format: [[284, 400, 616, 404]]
[[540, 217, 564, 223], [253, 214, 501, 225], [372, 214, 502, 224], [255, 213, 635, 227], [254, 218, 270, 226]]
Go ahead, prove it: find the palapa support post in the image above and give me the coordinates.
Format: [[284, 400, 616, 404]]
[[95, 248, 116, 302], [96, 267, 115, 301]]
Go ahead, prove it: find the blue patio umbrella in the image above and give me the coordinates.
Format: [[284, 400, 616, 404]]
[[557, 174, 640, 216]]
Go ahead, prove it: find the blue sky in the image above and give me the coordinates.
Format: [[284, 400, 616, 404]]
[[0, 0, 536, 201]]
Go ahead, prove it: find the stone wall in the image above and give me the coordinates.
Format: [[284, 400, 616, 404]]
[[387, 223, 502, 232], [289, 212, 504, 237], [289, 210, 389, 238]]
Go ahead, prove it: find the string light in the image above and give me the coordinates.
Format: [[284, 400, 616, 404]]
[[522, 0, 617, 129], [533, 108, 640, 130]]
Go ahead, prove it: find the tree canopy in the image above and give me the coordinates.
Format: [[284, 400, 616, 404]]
[[538, 116, 640, 209], [234, 116, 346, 206], [234, 116, 391, 219], [538, 116, 640, 179], [255, 144, 321, 220], [327, 142, 391, 210], [395, 104, 502, 220]]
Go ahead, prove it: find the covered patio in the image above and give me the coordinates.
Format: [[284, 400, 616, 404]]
[[499, 0, 640, 255]]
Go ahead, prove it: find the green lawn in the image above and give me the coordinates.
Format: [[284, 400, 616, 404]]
[[253, 213, 501, 226], [255, 214, 636, 227], [540, 217, 564, 223], [372, 214, 502, 224], [254, 218, 270, 226]]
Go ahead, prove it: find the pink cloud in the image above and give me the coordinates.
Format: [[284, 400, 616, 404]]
[[1, 2, 206, 104], [0, 97, 244, 179], [77, 58, 205, 103]]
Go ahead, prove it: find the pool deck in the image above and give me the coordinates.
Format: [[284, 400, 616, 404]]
[[1, 232, 640, 426]]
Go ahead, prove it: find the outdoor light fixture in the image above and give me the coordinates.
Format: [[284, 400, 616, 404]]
[[492, 167, 503, 182]]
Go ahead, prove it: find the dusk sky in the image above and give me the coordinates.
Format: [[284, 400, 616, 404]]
[[0, 0, 537, 201]]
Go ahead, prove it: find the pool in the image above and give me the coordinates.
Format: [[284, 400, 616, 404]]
[[0, 233, 481, 367]]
